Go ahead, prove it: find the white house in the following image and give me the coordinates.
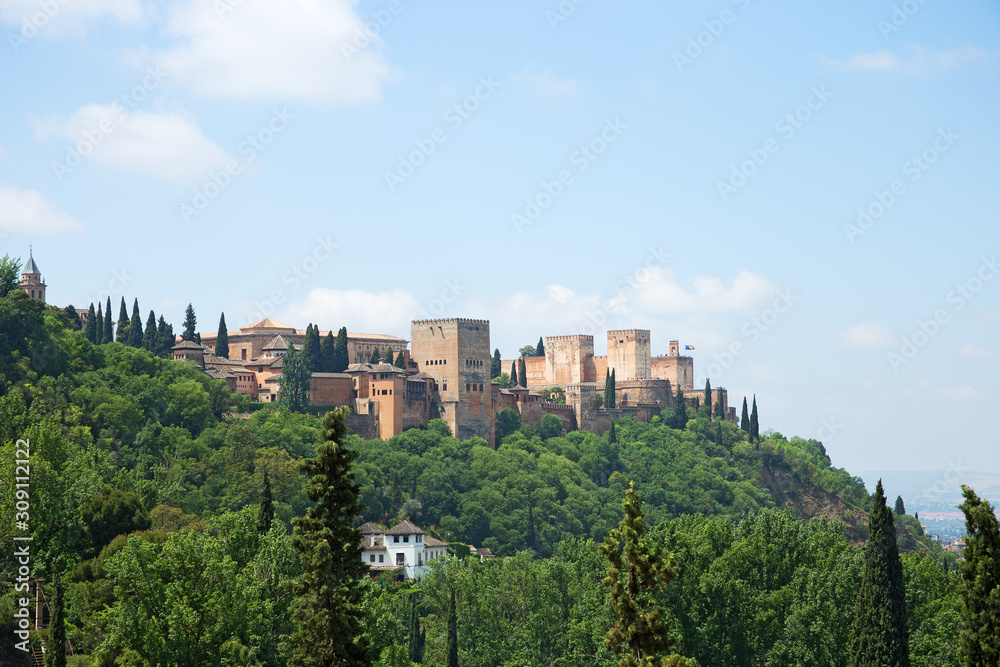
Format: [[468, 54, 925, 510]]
[[359, 520, 449, 580]]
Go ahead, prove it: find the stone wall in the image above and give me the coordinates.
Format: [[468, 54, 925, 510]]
[[607, 329, 651, 380]]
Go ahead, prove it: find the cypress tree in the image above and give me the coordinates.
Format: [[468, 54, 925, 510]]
[[518, 357, 527, 388], [116, 297, 129, 342], [849, 479, 910, 667], [64, 305, 82, 331], [600, 482, 693, 666], [155, 316, 175, 357], [713, 389, 724, 420], [181, 303, 197, 341], [604, 369, 612, 410], [320, 330, 335, 373], [715, 421, 724, 450], [491, 348, 502, 378], [608, 368, 616, 408], [44, 570, 67, 667], [369, 347, 380, 364], [536, 336, 545, 357], [408, 592, 426, 664], [750, 396, 759, 443], [894, 496, 906, 515], [394, 350, 406, 368], [333, 327, 349, 372], [103, 296, 113, 344], [127, 299, 143, 348], [85, 303, 97, 343], [95, 302, 104, 344], [510, 361, 518, 388], [957, 484, 1000, 666], [302, 324, 322, 371], [287, 408, 370, 665], [258, 469, 274, 535], [674, 386, 687, 429], [278, 344, 311, 413], [446, 588, 459, 667], [143, 310, 157, 351], [704, 378, 712, 419], [607, 421, 616, 444], [740, 398, 750, 433], [216, 313, 230, 359]]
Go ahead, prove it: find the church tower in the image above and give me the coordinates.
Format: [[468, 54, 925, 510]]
[[19, 248, 46, 303]]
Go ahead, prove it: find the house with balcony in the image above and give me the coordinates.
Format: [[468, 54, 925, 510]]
[[359, 520, 449, 580]]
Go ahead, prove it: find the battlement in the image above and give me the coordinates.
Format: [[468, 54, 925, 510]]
[[545, 334, 594, 343], [607, 329, 651, 336], [412, 318, 489, 326]]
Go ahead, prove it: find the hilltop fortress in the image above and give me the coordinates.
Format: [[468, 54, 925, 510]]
[[180, 316, 735, 446]]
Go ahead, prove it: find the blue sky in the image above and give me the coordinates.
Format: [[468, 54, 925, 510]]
[[2, 0, 998, 484]]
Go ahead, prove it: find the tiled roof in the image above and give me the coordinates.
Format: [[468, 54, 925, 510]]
[[345, 363, 404, 374], [424, 536, 448, 548], [311, 372, 352, 379], [241, 318, 296, 333], [172, 340, 204, 350], [263, 335, 291, 351], [359, 522, 382, 534], [477, 548, 495, 557], [386, 520, 425, 535], [23, 254, 40, 274]]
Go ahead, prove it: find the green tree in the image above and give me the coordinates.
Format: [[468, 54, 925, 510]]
[[334, 327, 349, 372], [608, 420, 617, 444], [303, 324, 322, 372], [601, 483, 692, 666], [740, 398, 749, 434], [519, 357, 527, 388], [155, 316, 175, 358], [491, 348, 502, 379], [116, 297, 129, 342], [82, 486, 152, 558], [216, 312, 230, 359], [103, 296, 114, 344], [895, 496, 906, 515], [703, 379, 712, 419], [369, 347, 381, 364], [0, 255, 21, 297], [446, 588, 459, 667], [495, 408, 521, 442], [44, 570, 67, 667], [287, 408, 370, 666], [278, 344, 311, 413], [958, 484, 1000, 666], [321, 330, 335, 372], [850, 479, 910, 667], [536, 337, 545, 357], [510, 361, 518, 388], [127, 299, 143, 348], [394, 350, 406, 368], [604, 369, 612, 409], [408, 592, 426, 664], [95, 301, 105, 344], [85, 303, 98, 343], [713, 389, 724, 420], [673, 386, 687, 430], [143, 310, 157, 351], [182, 303, 198, 341], [749, 396, 759, 443], [520, 344, 537, 358], [258, 469, 274, 535]]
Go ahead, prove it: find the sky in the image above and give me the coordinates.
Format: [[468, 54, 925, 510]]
[[1, 0, 998, 489]]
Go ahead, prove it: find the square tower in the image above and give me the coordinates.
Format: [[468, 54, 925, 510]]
[[544, 335, 594, 385], [607, 329, 651, 380], [410, 318, 493, 444]]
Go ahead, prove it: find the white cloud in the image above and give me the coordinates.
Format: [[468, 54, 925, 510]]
[[278, 287, 420, 336], [512, 69, 583, 98], [55, 103, 231, 182], [0, 184, 84, 233], [945, 385, 985, 401], [628, 268, 776, 316], [0, 0, 141, 32], [152, 0, 391, 102], [815, 45, 988, 75], [959, 343, 993, 359], [840, 321, 896, 348]]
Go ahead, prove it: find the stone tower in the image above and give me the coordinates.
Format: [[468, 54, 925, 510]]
[[19, 248, 46, 303], [410, 318, 493, 445], [606, 329, 651, 380], [544, 334, 594, 385]]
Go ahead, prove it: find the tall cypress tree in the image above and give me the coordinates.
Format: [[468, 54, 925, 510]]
[[302, 324, 321, 371], [608, 368, 616, 408], [740, 398, 750, 434], [750, 396, 759, 443], [673, 386, 687, 429], [127, 299, 143, 348], [704, 378, 712, 419], [95, 302, 104, 344], [446, 588, 459, 667], [713, 389, 724, 420], [518, 357, 527, 388], [535, 336, 545, 357], [600, 482, 693, 666], [103, 296, 113, 344], [182, 303, 197, 341], [491, 348, 502, 379], [216, 313, 230, 359], [958, 484, 1000, 666], [333, 327, 349, 372], [116, 297, 129, 343], [143, 310, 157, 351], [607, 420, 616, 444], [715, 421, 724, 450], [44, 570, 66, 667], [510, 361, 518, 388], [278, 344, 311, 413], [320, 330, 335, 373], [604, 369, 612, 409], [849, 479, 910, 667], [408, 593, 426, 664], [258, 470, 274, 535], [85, 303, 98, 343], [369, 347, 380, 364], [155, 316, 175, 358], [287, 408, 370, 666], [894, 496, 906, 515], [394, 350, 406, 369]]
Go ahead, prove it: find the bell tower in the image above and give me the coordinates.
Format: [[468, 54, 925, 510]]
[[19, 247, 46, 303]]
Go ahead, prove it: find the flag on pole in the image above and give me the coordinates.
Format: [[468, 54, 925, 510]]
[[684, 345, 695, 350]]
